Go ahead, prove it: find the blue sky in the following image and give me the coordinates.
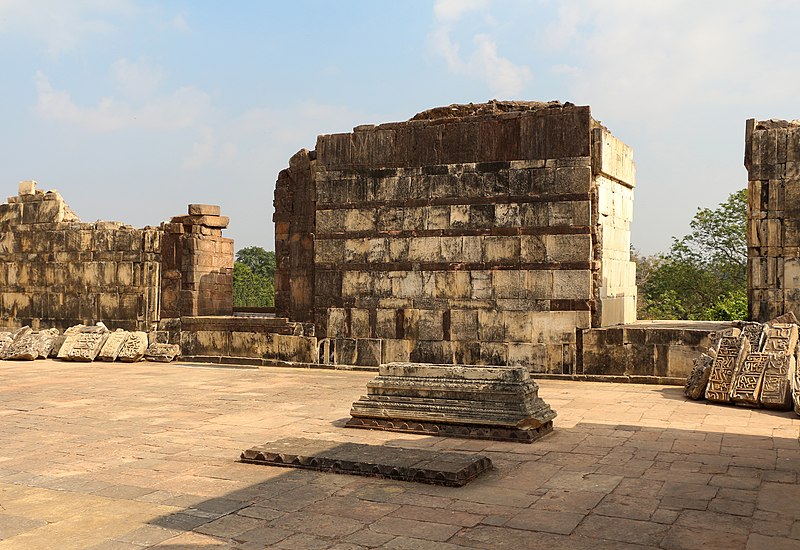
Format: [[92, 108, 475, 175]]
[[2, 1, 800, 255]]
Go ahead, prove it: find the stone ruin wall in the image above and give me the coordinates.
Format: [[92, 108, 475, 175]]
[[0, 181, 233, 333], [275, 102, 637, 372], [0, 182, 161, 331], [745, 119, 800, 322]]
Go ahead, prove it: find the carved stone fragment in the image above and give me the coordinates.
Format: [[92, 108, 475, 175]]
[[0, 332, 14, 357], [66, 332, 107, 362], [740, 322, 765, 352], [49, 335, 66, 358], [684, 353, 713, 400], [97, 330, 130, 361], [144, 343, 180, 362], [57, 332, 80, 360], [762, 323, 799, 355], [117, 332, 148, 362], [730, 352, 770, 406], [705, 336, 749, 403], [5, 333, 40, 360], [36, 328, 60, 358], [347, 363, 556, 442], [760, 353, 795, 411]]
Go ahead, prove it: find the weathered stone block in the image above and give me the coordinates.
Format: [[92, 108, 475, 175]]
[[348, 363, 557, 442]]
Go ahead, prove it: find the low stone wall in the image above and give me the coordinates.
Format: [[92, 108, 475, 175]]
[[178, 315, 317, 366], [579, 320, 736, 383]]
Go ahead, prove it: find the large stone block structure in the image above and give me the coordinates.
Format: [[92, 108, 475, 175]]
[[745, 119, 800, 322], [275, 101, 637, 372], [0, 181, 233, 331]]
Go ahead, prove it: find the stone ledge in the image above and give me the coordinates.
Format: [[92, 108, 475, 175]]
[[240, 437, 492, 487]]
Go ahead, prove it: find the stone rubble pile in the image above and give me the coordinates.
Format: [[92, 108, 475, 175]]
[[684, 313, 800, 413], [0, 323, 179, 363]]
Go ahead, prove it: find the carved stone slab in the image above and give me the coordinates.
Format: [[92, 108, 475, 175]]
[[0, 333, 13, 357], [144, 343, 180, 362], [793, 360, 800, 416], [49, 335, 66, 358], [66, 332, 107, 362], [240, 437, 492, 487], [57, 332, 80, 360], [117, 332, 148, 362], [706, 336, 749, 403], [760, 354, 795, 411], [730, 352, 769, 406], [346, 363, 556, 443], [740, 322, 766, 352], [36, 328, 60, 359], [684, 353, 713, 400], [5, 333, 40, 360], [762, 323, 799, 355], [97, 330, 130, 361]]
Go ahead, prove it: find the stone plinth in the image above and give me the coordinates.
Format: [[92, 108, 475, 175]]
[[346, 363, 556, 442]]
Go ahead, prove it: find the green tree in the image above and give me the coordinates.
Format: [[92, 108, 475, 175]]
[[639, 189, 747, 321], [233, 247, 276, 307], [235, 247, 276, 280]]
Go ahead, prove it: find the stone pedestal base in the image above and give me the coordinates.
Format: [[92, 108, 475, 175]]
[[347, 363, 557, 443]]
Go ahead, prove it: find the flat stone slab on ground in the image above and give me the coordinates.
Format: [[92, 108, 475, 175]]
[[240, 437, 492, 487]]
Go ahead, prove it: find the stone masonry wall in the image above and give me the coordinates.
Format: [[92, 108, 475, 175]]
[[275, 101, 637, 372], [0, 182, 161, 331], [745, 119, 800, 322]]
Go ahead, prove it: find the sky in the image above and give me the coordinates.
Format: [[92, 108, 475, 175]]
[[2, 0, 800, 256]]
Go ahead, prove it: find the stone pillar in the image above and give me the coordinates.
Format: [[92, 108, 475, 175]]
[[160, 204, 233, 318], [274, 149, 316, 323], [745, 119, 800, 321]]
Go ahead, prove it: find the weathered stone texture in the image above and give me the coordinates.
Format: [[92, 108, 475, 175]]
[[144, 343, 181, 362], [580, 320, 729, 381], [347, 363, 556, 442], [0, 183, 161, 331], [160, 205, 233, 318], [684, 353, 713, 399], [117, 331, 148, 362], [275, 101, 637, 373], [97, 330, 130, 361], [706, 336, 749, 403], [746, 119, 800, 321]]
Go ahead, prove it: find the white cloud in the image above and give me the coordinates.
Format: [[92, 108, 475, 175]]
[[35, 71, 210, 132], [182, 126, 216, 170], [0, 0, 137, 55], [111, 57, 165, 99], [429, 1, 532, 98], [433, 0, 489, 22]]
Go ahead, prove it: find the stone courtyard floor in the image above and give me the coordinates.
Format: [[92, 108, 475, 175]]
[[0, 361, 799, 549]]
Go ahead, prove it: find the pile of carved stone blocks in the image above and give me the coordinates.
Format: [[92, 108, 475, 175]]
[[684, 313, 800, 413], [0, 324, 180, 363]]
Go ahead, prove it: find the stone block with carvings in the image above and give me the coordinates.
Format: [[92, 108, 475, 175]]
[[346, 363, 556, 443]]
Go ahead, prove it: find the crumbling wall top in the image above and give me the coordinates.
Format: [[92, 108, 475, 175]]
[[410, 100, 571, 121]]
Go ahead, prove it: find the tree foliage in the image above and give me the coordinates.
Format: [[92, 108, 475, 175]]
[[638, 189, 747, 321], [233, 247, 276, 307]]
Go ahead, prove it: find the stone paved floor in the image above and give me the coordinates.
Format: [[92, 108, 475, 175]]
[[0, 360, 799, 549]]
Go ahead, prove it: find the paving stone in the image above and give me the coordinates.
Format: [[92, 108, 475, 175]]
[[592, 493, 660, 520], [532, 488, 604, 513], [370, 516, 462, 542], [270, 510, 365, 538], [661, 526, 748, 550], [505, 509, 586, 534], [574, 514, 669, 546], [193, 513, 264, 538], [746, 533, 800, 550]]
